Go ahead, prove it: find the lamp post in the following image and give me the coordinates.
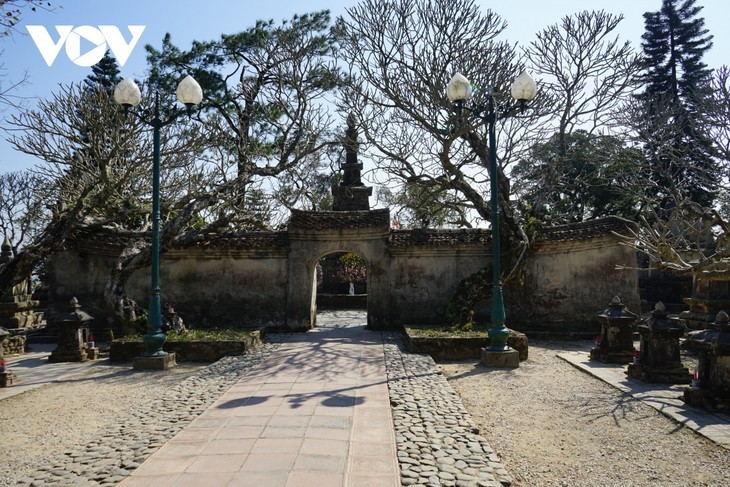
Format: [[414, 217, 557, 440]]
[[446, 70, 536, 354], [113, 75, 203, 358]]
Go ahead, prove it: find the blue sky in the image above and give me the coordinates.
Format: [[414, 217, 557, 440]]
[[1, 0, 728, 173]]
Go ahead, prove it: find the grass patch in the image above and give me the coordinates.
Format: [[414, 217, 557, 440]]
[[120, 328, 256, 342], [406, 324, 491, 338]]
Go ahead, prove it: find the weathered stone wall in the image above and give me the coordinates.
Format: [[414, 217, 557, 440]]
[[45, 215, 639, 335], [1, 335, 26, 355], [387, 229, 490, 325], [46, 231, 290, 331], [507, 219, 640, 335]]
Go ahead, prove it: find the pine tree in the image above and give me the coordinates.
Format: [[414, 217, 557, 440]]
[[84, 50, 122, 92], [638, 0, 717, 209]]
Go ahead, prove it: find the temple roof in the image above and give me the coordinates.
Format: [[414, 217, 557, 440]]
[[388, 216, 635, 246], [64, 214, 635, 250]]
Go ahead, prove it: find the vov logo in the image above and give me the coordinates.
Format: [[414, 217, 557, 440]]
[[26, 25, 146, 67]]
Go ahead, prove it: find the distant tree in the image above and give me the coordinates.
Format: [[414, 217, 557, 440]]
[[146, 11, 344, 229], [379, 183, 465, 229], [513, 130, 644, 224], [636, 0, 718, 209], [84, 50, 122, 92]]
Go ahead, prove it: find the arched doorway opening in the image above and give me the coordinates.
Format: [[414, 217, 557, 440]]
[[312, 251, 368, 323]]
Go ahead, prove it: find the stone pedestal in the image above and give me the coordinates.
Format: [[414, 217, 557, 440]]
[[683, 311, 730, 411], [590, 296, 637, 364], [627, 302, 690, 384], [481, 348, 520, 368], [86, 347, 99, 360], [133, 352, 176, 370]]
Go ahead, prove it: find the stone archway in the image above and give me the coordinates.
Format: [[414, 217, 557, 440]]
[[285, 209, 391, 330]]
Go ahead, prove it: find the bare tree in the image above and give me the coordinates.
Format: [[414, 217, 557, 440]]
[[339, 0, 642, 278], [2, 82, 213, 322], [516, 10, 643, 224], [0, 170, 46, 252], [0, 0, 52, 37], [706, 66, 730, 167], [339, 0, 525, 226], [618, 197, 730, 279]]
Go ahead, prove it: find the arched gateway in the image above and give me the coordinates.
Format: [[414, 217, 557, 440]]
[[287, 209, 390, 329]]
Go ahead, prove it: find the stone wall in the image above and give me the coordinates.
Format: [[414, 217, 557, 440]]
[[507, 218, 640, 335], [45, 214, 639, 336], [387, 229, 490, 325], [46, 230, 290, 332]]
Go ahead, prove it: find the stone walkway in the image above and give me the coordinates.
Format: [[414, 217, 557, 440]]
[[558, 351, 730, 450], [118, 311, 399, 487], [0, 344, 93, 401]]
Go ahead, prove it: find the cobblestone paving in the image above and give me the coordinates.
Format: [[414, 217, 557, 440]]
[[383, 331, 512, 487]]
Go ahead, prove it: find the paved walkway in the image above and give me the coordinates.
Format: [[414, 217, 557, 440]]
[[0, 344, 101, 401], [117, 313, 399, 487], [558, 351, 730, 450]]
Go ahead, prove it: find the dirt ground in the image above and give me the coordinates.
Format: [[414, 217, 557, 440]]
[[439, 340, 730, 487]]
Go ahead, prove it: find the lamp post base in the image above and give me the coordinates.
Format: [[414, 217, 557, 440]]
[[481, 347, 520, 368], [133, 352, 177, 371]]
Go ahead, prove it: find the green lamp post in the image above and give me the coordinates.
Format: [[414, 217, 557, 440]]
[[446, 70, 536, 352], [113, 75, 203, 357]]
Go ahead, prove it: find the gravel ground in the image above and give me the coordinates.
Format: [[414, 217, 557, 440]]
[[440, 339, 730, 487]]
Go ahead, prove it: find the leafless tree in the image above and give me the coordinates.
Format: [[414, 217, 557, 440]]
[[0, 0, 53, 37], [516, 10, 643, 224], [0, 170, 46, 252], [2, 82, 214, 322], [339, 0, 642, 284]]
